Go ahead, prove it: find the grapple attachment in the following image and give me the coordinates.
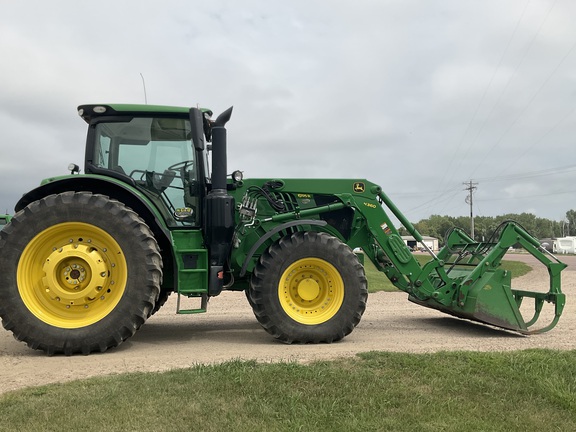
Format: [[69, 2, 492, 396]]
[[363, 188, 568, 334], [409, 223, 567, 334], [370, 188, 567, 334]]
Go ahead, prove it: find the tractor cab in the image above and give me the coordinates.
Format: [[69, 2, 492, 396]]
[[79, 104, 214, 227]]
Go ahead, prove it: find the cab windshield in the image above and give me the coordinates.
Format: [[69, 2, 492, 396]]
[[92, 117, 199, 226]]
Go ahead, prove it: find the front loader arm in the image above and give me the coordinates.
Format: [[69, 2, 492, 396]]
[[339, 183, 567, 334], [231, 178, 566, 334], [343, 185, 439, 300]]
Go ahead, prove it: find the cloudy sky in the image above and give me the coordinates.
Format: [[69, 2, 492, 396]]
[[1, 1, 575, 224]]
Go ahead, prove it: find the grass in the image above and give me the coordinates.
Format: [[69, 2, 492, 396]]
[[1, 350, 576, 431], [364, 253, 532, 293]]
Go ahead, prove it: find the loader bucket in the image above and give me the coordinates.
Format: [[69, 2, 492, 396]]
[[409, 255, 567, 334]]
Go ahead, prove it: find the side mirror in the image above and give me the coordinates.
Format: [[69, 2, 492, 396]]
[[189, 108, 205, 151]]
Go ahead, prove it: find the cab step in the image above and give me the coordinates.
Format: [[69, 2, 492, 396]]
[[176, 293, 208, 314]]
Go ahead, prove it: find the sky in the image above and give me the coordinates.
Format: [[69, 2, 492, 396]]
[[1, 0, 575, 224]]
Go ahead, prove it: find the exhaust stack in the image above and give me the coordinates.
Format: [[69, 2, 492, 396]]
[[197, 107, 235, 296]]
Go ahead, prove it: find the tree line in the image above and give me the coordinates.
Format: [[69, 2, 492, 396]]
[[398, 210, 576, 244]]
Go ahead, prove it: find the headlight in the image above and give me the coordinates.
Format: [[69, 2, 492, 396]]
[[68, 163, 80, 174]]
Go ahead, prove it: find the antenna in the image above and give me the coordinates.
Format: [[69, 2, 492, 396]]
[[139, 73, 148, 104]]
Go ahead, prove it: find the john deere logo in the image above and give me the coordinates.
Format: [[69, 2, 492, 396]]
[[353, 182, 365, 193]]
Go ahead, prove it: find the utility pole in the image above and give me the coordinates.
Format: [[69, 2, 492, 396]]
[[464, 180, 478, 240]]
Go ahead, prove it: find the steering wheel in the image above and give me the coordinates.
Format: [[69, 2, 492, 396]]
[[167, 160, 195, 172], [128, 160, 193, 180]]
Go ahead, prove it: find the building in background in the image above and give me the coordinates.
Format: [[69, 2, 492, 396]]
[[402, 235, 439, 252]]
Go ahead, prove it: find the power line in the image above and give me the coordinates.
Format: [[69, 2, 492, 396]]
[[478, 189, 574, 202], [402, 188, 462, 213], [474, 164, 576, 183], [392, 163, 576, 197], [471, 25, 576, 179], [435, 0, 531, 196], [390, 186, 462, 198], [387, 162, 576, 220], [466, 0, 559, 175], [505, 104, 576, 173]]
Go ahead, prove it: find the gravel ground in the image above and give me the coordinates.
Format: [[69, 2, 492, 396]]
[[1, 253, 575, 395]]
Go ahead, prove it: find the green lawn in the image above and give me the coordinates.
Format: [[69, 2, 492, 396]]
[[1, 350, 575, 431]]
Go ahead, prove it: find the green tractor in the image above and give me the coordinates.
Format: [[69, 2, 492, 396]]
[[0, 104, 567, 355]]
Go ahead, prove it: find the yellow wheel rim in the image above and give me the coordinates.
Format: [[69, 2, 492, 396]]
[[17, 222, 127, 328], [278, 258, 344, 325]]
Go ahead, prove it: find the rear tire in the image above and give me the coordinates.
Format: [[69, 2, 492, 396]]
[[249, 231, 367, 343], [152, 290, 172, 315], [0, 192, 162, 355]]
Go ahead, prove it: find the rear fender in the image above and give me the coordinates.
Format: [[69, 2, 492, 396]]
[[15, 176, 177, 291]]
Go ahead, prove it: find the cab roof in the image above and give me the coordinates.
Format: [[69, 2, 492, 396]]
[[77, 104, 213, 123]]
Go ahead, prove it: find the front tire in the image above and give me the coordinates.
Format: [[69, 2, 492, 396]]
[[0, 192, 162, 355], [249, 231, 367, 343]]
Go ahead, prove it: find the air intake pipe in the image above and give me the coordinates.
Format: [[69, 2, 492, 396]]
[[203, 107, 235, 296]]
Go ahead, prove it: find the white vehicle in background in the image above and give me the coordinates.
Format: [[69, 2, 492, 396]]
[[553, 237, 576, 254]]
